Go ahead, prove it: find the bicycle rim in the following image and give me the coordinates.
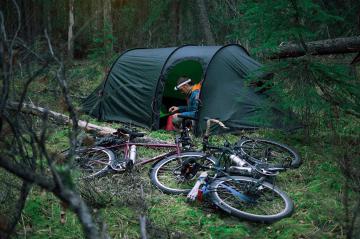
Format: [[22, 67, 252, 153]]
[[209, 176, 294, 222], [237, 139, 301, 168], [151, 152, 216, 194], [73, 147, 114, 179]]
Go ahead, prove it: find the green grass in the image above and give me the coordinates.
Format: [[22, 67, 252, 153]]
[[6, 61, 358, 239], [13, 124, 356, 239], [17, 190, 83, 238]]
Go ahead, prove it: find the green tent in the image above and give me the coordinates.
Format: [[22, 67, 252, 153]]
[[82, 44, 294, 134]]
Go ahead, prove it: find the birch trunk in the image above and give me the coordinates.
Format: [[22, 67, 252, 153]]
[[67, 0, 75, 58]]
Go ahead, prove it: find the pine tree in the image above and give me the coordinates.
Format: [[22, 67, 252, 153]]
[[229, 0, 360, 138]]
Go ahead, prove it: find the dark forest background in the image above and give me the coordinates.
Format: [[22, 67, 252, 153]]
[[2, 0, 359, 56]]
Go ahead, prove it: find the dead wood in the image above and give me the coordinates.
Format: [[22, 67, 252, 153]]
[[269, 36, 360, 59], [6, 102, 170, 143]]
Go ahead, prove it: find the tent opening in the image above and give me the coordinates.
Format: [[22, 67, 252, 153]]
[[159, 60, 203, 128]]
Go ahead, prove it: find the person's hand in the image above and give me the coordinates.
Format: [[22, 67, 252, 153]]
[[169, 106, 179, 113]]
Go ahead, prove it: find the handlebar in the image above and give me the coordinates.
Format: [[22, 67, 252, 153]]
[[115, 128, 145, 139]]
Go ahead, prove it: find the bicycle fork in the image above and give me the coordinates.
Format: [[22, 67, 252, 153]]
[[111, 145, 137, 171], [187, 171, 208, 201]]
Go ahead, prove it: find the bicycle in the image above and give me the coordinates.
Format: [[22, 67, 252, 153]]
[[68, 117, 211, 179], [150, 118, 300, 222]]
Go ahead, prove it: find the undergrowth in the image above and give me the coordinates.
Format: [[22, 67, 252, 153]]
[[6, 61, 359, 239], [13, 122, 358, 239]]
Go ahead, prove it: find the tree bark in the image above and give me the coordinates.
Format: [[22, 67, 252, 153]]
[[22, 0, 32, 43], [269, 36, 360, 59], [103, 0, 113, 53], [42, 0, 52, 34], [7, 102, 116, 135], [67, 0, 75, 58], [172, 0, 181, 44], [196, 0, 215, 44], [6, 102, 169, 143]]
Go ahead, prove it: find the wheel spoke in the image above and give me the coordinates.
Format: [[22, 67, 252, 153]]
[[239, 139, 297, 168], [212, 177, 291, 221], [151, 153, 215, 194], [72, 147, 113, 179]]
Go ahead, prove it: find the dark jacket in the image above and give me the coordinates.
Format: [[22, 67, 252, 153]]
[[178, 89, 200, 118]]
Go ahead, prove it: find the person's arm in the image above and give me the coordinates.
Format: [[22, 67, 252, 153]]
[[178, 90, 199, 118], [169, 106, 187, 113], [177, 105, 187, 112], [188, 90, 199, 113], [179, 111, 196, 118]]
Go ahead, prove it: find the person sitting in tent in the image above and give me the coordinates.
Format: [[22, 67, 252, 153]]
[[165, 76, 201, 130]]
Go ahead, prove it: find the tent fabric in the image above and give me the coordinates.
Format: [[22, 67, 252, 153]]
[[197, 45, 268, 133], [83, 47, 177, 128], [82, 44, 295, 133]]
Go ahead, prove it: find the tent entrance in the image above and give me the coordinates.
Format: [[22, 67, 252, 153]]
[[159, 60, 203, 128]]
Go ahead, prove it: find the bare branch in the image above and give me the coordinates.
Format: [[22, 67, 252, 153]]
[[0, 5, 105, 238], [0, 155, 100, 239], [14, 38, 46, 63]]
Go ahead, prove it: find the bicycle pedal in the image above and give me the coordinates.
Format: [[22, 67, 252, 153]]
[[111, 162, 126, 172]]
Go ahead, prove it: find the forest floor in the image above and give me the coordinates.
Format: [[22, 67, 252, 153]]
[[10, 61, 359, 239]]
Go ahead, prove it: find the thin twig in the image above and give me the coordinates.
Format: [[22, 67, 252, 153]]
[[139, 184, 147, 239]]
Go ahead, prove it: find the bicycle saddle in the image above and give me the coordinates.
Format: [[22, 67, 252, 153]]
[[115, 128, 145, 140]]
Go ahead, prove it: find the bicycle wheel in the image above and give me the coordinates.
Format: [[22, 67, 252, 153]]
[[150, 152, 216, 195], [236, 138, 301, 168], [71, 147, 115, 179], [209, 176, 294, 223]]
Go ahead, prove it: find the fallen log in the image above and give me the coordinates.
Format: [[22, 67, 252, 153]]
[[6, 102, 169, 143], [7, 102, 116, 135], [269, 36, 360, 59]]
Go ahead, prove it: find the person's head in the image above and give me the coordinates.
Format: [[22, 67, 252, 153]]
[[174, 76, 192, 94]]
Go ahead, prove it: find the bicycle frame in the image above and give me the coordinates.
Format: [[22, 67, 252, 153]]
[[105, 141, 182, 166]]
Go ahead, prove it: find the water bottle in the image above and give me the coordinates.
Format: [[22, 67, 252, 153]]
[[129, 145, 137, 164], [229, 154, 247, 166]]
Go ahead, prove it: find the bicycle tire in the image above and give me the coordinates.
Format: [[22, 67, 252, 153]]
[[209, 176, 294, 223], [70, 146, 115, 179], [150, 152, 216, 195], [236, 138, 301, 168]]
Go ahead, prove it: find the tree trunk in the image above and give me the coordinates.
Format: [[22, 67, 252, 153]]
[[103, 0, 113, 54], [91, 0, 102, 46], [196, 0, 215, 44], [42, 0, 52, 33], [21, 0, 32, 43], [6, 102, 169, 143], [172, 0, 181, 44], [67, 0, 75, 58], [7, 102, 116, 135], [269, 36, 360, 59]]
